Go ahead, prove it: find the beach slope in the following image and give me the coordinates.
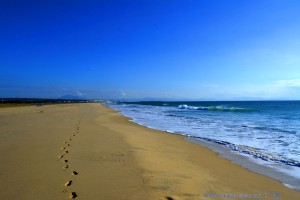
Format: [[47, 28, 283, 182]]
[[0, 103, 299, 200]]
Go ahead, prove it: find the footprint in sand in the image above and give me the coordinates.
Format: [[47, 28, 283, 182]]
[[64, 160, 69, 163], [61, 147, 66, 150], [63, 165, 69, 170], [65, 180, 72, 186], [64, 141, 67, 144], [72, 171, 78, 175], [163, 197, 175, 200], [65, 151, 69, 153], [59, 155, 63, 159], [69, 192, 77, 199]]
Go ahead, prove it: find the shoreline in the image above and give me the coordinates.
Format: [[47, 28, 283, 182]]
[[185, 137, 300, 192], [0, 103, 299, 199], [106, 103, 300, 192], [104, 105, 300, 199]]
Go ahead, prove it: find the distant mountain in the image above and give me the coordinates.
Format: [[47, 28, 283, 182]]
[[59, 95, 86, 100]]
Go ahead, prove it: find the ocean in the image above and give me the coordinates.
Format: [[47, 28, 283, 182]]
[[107, 101, 300, 190]]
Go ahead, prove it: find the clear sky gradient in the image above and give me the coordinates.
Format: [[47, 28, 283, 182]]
[[1, 0, 300, 100]]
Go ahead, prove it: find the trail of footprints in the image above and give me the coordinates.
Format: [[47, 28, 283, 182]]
[[59, 120, 80, 199], [58, 120, 176, 200]]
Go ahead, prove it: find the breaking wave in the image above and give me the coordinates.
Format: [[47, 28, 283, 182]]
[[178, 104, 252, 112]]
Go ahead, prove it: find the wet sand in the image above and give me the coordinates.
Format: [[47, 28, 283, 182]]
[[0, 103, 299, 199]]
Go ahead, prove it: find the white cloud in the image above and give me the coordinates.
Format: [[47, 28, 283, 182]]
[[229, 80, 300, 100], [275, 79, 300, 88], [192, 79, 300, 100], [76, 91, 83, 96]]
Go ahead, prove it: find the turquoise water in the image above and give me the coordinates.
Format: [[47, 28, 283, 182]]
[[108, 101, 300, 178]]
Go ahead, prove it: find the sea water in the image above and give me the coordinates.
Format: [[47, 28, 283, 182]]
[[107, 101, 300, 190]]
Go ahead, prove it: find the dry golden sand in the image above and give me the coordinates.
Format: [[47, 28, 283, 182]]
[[0, 103, 299, 200]]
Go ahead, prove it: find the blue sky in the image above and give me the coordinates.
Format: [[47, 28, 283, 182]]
[[1, 0, 300, 100]]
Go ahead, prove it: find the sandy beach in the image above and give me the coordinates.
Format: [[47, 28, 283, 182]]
[[0, 103, 299, 200]]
